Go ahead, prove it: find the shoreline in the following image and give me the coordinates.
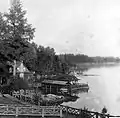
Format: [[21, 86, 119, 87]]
[[75, 62, 120, 70]]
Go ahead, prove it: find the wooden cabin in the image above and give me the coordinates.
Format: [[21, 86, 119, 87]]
[[41, 74, 78, 95], [41, 79, 71, 95], [16, 61, 34, 81], [41, 74, 89, 95]]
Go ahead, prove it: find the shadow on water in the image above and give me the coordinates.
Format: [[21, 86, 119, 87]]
[[64, 88, 89, 103], [71, 88, 89, 95]]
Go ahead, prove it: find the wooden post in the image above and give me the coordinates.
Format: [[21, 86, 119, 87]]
[[42, 107, 44, 118], [57, 86, 58, 93], [13, 60, 16, 77], [96, 112, 98, 118], [18, 91, 20, 100], [24, 95, 26, 102], [66, 106, 68, 118], [50, 85, 51, 94], [6, 105, 8, 112], [31, 106, 33, 113], [60, 108, 63, 118], [16, 107, 19, 117], [37, 93, 40, 106], [45, 85, 47, 94]]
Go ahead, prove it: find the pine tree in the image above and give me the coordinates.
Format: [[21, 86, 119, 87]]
[[0, 1, 36, 62], [0, 1, 36, 96]]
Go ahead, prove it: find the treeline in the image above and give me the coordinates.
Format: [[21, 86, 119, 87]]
[[24, 44, 70, 75], [92, 56, 120, 63], [58, 54, 120, 64], [58, 54, 93, 64]]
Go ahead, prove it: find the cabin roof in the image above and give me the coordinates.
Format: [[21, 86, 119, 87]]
[[42, 79, 68, 85], [51, 74, 78, 82], [16, 62, 30, 73]]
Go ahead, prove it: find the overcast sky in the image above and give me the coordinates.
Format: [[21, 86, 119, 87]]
[[1, 0, 120, 57]]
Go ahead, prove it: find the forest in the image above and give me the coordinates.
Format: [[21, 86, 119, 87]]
[[59, 54, 120, 64]]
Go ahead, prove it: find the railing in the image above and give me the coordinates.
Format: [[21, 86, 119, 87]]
[[12, 92, 120, 118], [12, 91, 34, 103], [0, 105, 62, 117], [59, 105, 120, 118]]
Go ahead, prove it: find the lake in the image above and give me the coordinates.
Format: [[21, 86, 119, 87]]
[[62, 64, 120, 115]]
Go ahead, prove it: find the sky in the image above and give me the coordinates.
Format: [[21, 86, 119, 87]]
[[1, 0, 120, 57]]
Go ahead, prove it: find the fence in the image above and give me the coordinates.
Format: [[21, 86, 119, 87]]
[[59, 105, 120, 118], [0, 105, 62, 117], [12, 91, 120, 118]]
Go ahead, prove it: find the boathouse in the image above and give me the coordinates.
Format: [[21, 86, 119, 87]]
[[42, 79, 70, 95], [41, 74, 89, 95], [41, 74, 78, 95]]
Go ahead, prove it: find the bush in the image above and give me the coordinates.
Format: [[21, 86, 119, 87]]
[[32, 94, 39, 105]]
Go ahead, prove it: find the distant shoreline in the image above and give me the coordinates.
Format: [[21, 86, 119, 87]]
[[75, 62, 120, 70]]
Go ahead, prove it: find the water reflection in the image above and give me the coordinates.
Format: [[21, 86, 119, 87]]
[[71, 88, 89, 96], [62, 65, 120, 115]]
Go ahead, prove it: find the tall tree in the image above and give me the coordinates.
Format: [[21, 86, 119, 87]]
[[0, 1, 36, 96], [0, 1, 36, 62], [33, 45, 55, 75]]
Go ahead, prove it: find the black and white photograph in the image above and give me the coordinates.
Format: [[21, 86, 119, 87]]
[[0, 0, 119, 117]]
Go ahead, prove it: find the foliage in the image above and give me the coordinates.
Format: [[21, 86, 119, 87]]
[[0, 1, 36, 63], [92, 56, 120, 63], [0, 0, 70, 87], [59, 54, 93, 64], [32, 93, 39, 105], [0, 75, 30, 96], [59, 54, 120, 64], [24, 42, 70, 75], [0, 1, 37, 95]]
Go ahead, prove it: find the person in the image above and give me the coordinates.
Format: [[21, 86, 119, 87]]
[[101, 106, 107, 118]]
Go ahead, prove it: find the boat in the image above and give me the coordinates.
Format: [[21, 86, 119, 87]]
[[60, 88, 68, 93]]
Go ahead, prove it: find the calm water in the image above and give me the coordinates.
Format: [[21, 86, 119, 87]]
[[62, 65, 120, 115]]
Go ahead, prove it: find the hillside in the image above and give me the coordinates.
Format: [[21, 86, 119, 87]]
[[0, 94, 28, 106]]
